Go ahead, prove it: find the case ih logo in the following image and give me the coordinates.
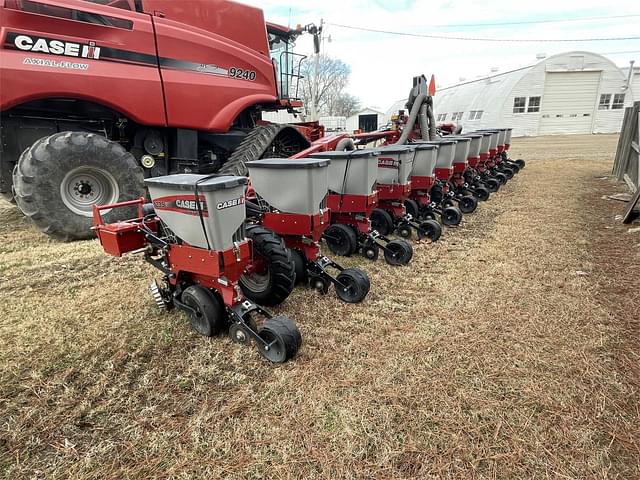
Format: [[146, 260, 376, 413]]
[[217, 196, 245, 210], [11, 34, 101, 59], [378, 157, 400, 169], [153, 196, 208, 217]]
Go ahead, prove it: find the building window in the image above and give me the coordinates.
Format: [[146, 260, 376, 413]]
[[451, 112, 464, 122], [612, 94, 625, 110], [468, 110, 484, 120], [598, 94, 611, 110], [513, 97, 526, 113], [437, 113, 447, 122], [528, 96, 541, 113]]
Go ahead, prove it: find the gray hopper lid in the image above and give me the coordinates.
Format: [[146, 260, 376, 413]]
[[420, 139, 458, 145], [455, 133, 484, 139], [144, 174, 247, 192], [246, 158, 330, 169], [470, 131, 494, 136], [309, 149, 379, 159], [473, 129, 499, 133], [410, 142, 438, 150], [443, 136, 472, 142], [376, 144, 416, 153]]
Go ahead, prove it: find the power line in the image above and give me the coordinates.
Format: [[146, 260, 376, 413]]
[[326, 22, 640, 43], [418, 13, 640, 28]]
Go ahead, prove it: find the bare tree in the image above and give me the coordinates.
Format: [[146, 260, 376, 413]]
[[299, 55, 359, 120], [332, 93, 362, 117]]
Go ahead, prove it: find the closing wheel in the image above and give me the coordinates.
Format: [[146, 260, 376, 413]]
[[324, 224, 358, 256], [417, 219, 443, 242], [485, 178, 500, 193], [494, 172, 507, 185], [384, 239, 413, 265], [501, 167, 515, 180], [370, 208, 394, 236], [458, 195, 478, 214], [240, 225, 295, 306], [441, 206, 462, 226], [442, 198, 456, 208], [473, 186, 490, 202], [256, 316, 301, 363], [396, 223, 412, 239], [404, 199, 420, 219], [180, 286, 226, 337], [515, 159, 525, 169], [361, 242, 380, 261], [335, 268, 370, 303], [507, 162, 520, 174]]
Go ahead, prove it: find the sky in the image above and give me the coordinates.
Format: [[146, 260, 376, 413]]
[[244, 0, 640, 113]]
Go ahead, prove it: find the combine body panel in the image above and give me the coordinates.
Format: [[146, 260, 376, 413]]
[[1, 0, 316, 240], [0, 0, 279, 131], [0, 0, 165, 125]]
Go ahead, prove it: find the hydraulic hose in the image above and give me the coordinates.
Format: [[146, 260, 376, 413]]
[[397, 92, 427, 145], [419, 102, 430, 141], [427, 97, 437, 140]]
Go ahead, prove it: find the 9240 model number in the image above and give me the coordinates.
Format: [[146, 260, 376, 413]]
[[229, 67, 256, 81]]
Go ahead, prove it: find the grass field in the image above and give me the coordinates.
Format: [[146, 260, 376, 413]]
[[1, 134, 639, 479]]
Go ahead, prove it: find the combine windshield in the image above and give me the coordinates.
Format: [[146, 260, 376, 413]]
[[268, 29, 305, 101]]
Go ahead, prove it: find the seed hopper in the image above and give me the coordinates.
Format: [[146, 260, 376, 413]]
[[308, 149, 413, 265], [431, 136, 479, 214], [473, 130, 509, 187], [495, 128, 525, 171], [92, 174, 302, 363], [245, 158, 371, 303], [411, 139, 464, 226], [370, 144, 442, 241]]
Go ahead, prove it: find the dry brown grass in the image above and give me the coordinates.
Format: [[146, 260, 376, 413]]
[[1, 134, 638, 479]]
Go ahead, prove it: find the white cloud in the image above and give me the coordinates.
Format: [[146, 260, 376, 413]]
[[245, 0, 640, 111]]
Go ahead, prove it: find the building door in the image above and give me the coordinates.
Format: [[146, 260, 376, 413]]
[[538, 71, 602, 135], [359, 114, 378, 132]]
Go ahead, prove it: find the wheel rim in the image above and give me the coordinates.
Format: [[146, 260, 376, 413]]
[[257, 329, 287, 363], [242, 258, 271, 292], [364, 245, 378, 260], [187, 305, 208, 336], [460, 198, 477, 213], [325, 227, 352, 256], [60, 166, 119, 217], [443, 209, 460, 225], [398, 226, 411, 238], [384, 242, 408, 265], [336, 273, 365, 303]]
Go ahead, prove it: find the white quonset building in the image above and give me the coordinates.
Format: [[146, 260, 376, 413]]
[[389, 51, 636, 137]]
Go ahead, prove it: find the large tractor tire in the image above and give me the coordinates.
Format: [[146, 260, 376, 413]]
[[12, 131, 144, 241], [239, 225, 296, 306], [218, 124, 311, 176]]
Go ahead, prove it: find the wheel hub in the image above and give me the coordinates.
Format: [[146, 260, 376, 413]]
[[61, 166, 119, 217]]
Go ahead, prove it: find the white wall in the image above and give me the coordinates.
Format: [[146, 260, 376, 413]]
[[346, 108, 385, 133]]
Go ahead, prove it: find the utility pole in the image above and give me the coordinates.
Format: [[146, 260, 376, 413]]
[[311, 18, 324, 121]]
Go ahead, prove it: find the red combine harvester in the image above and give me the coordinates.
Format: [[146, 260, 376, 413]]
[[1, 0, 319, 240], [92, 172, 301, 363]]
